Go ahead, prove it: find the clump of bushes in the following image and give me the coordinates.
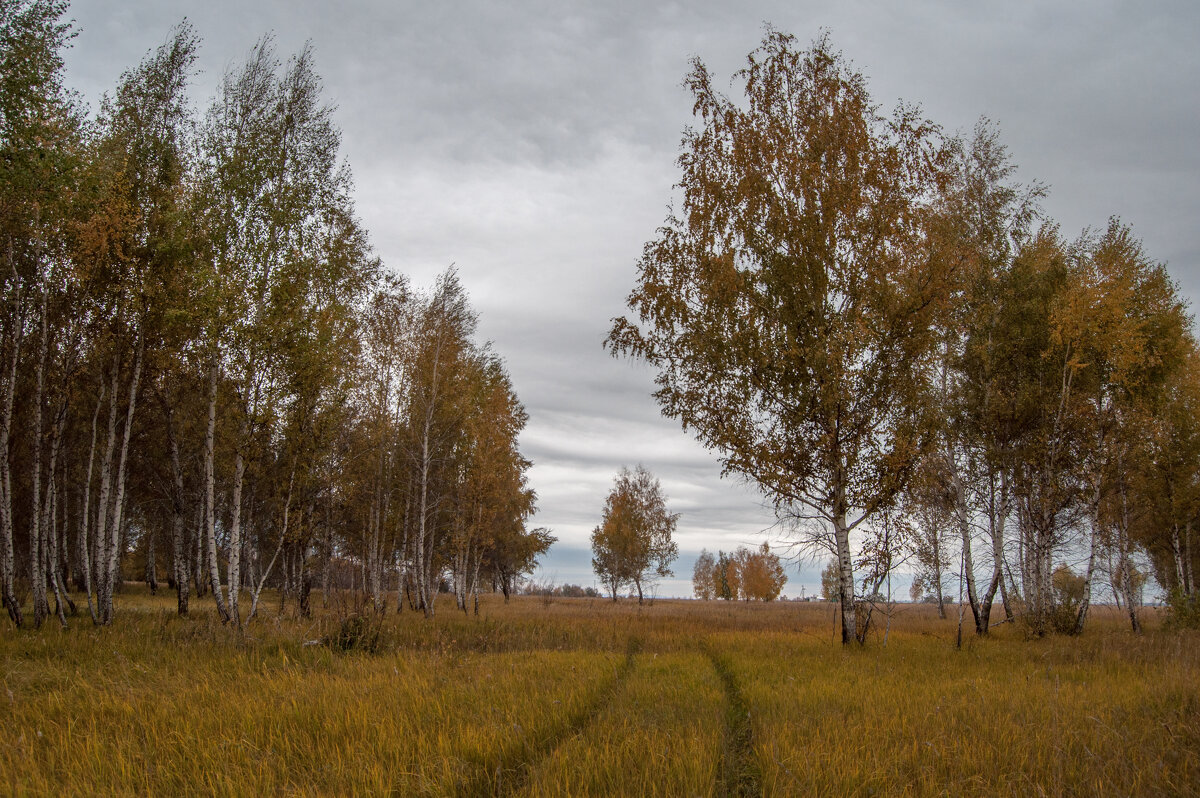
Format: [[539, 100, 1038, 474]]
[[1050, 565, 1086, 634], [1166, 589, 1200, 629], [325, 612, 382, 653]]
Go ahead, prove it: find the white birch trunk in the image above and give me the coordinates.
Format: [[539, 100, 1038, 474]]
[[203, 360, 229, 621], [165, 407, 189, 615], [93, 366, 120, 623], [1074, 484, 1103, 635], [0, 257, 24, 626], [29, 283, 47, 626], [248, 467, 293, 623], [227, 444, 246, 625], [833, 507, 857, 645], [101, 335, 143, 624]]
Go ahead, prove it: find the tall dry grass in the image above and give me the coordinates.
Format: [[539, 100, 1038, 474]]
[[1, 588, 1195, 796]]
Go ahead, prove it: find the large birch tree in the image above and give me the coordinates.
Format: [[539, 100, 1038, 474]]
[[607, 30, 951, 642]]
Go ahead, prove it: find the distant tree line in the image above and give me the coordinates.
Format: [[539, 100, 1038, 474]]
[[0, 2, 551, 628], [608, 28, 1200, 641], [692, 544, 787, 602]]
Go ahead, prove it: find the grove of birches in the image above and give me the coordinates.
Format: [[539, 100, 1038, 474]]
[[1, 6, 554, 631], [4, 4, 1200, 646]]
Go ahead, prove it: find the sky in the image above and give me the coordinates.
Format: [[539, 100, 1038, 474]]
[[61, 1, 1200, 598]]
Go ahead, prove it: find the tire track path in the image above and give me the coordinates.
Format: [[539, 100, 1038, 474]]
[[705, 644, 762, 798], [453, 637, 641, 797]]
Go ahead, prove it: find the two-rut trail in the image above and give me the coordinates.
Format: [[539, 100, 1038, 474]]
[[451, 637, 641, 797], [705, 644, 762, 798], [448, 638, 760, 797]]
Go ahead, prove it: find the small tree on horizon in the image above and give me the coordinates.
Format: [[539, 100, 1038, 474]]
[[692, 549, 716, 600], [590, 465, 679, 604]]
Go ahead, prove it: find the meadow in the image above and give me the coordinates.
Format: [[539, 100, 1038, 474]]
[[1, 589, 1197, 796]]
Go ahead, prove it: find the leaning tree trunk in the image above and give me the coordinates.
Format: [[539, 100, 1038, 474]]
[[101, 336, 143, 625], [247, 466, 292, 624], [1117, 484, 1142, 634], [979, 469, 1011, 628], [78, 386, 104, 624]]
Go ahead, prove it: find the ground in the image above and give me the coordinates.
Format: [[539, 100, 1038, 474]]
[[1, 588, 1197, 796]]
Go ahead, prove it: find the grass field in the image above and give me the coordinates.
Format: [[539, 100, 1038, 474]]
[[1, 588, 1197, 796]]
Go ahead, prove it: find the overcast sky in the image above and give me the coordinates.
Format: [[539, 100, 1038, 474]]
[[62, 1, 1200, 597]]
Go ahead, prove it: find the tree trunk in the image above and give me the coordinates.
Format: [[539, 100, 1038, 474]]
[[0, 258, 25, 626], [1184, 521, 1194, 596], [932, 528, 946, 619], [833, 508, 857, 645], [93, 364, 120, 624], [44, 468, 66, 625], [1074, 507, 1101, 635], [227, 444, 246, 625], [101, 334, 144, 625], [1170, 522, 1187, 595], [951, 471, 982, 634], [247, 466, 292, 623], [78, 385, 104, 624], [192, 501, 207, 598], [1118, 485, 1141, 634], [979, 469, 1010, 629], [417, 413, 434, 618], [165, 406, 188, 615], [29, 283, 48, 627], [203, 359, 229, 621]]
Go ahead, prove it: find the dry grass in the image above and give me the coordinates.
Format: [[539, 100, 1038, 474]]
[[1, 588, 1196, 796]]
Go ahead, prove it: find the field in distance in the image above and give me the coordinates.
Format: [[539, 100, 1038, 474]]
[[2, 589, 1197, 796]]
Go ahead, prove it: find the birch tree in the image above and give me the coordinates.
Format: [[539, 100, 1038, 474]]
[[198, 36, 366, 624], [590, 464, 678, 604], [0, 0, 81, 626], [80, 23, 198, 625], [607, 30, 951, 642]]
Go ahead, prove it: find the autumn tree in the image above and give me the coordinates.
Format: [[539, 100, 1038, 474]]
[[820, 560, 839, 601], [449, 351, 541, 614], [715, 550, 738, 600], [925, 121, 1043, 635], [735, 543, 787, 601], [195, 36, 372, 625], [692, 548, 716, 600], [590, 464, 678, 603], [400, 269, 477, 617], [0, 0, 80, 626], [82, 24, 199, 626], [607, 30, 951, 642], [1134, 342, 1200, 621], [1061, 221, 1189, 634]]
